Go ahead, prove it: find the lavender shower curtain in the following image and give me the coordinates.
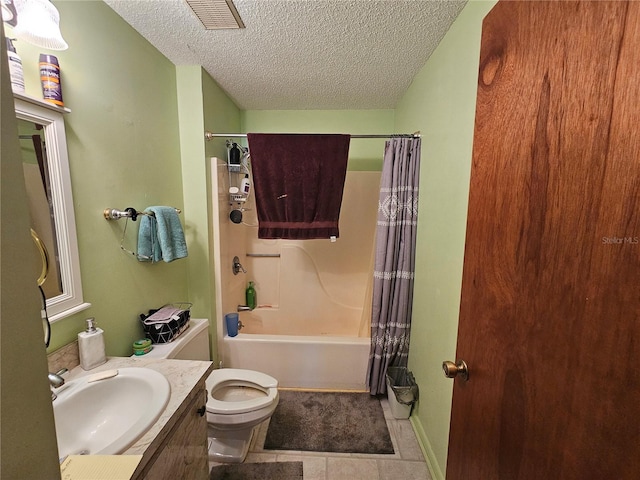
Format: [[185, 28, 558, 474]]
[[367, 137, 421, 395]]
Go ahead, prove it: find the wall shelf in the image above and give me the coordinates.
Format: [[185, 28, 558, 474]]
[[13, 92, 71, 114]]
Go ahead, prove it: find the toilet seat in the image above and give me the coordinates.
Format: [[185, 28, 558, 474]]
[[206, 368, 278, 415]]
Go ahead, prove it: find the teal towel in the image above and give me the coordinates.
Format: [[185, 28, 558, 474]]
[[137, 206, 187, 263]]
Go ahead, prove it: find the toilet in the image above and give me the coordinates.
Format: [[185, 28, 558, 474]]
[[133, 318, 279, 463]]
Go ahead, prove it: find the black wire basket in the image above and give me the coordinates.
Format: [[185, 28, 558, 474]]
[[140, 302, 192, 344]]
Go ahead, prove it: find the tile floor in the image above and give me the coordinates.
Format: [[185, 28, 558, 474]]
[[209, 396, 432, 480]]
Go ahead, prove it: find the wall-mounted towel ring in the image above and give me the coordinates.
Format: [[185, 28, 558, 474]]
[[118, 216, 151, 261], [105, 206, 184, 262]]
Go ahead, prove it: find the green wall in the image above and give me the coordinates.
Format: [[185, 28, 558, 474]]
[[12, 0, 187, 355], [5, 1, 239, 358], [177, 65, 242, 360], [242, 109, 394, 170], [2, 1, 241, 472], [394, 1, 497, 478]]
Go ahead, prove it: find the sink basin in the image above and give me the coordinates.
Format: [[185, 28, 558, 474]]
[[53, 367, 170, 459]]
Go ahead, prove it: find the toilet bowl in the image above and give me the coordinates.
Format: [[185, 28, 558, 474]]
[[205, 368, 279, 462], [132, 318, 279, 463]]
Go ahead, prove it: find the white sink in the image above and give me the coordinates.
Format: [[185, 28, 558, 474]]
[[53, 367, 170, 459]]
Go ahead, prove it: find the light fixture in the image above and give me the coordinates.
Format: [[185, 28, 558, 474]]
[[12, 0, 68, 50], [1, 0, 17, 27]]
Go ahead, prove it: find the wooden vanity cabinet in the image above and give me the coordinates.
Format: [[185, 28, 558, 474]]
[[132, 381, 209, 480]]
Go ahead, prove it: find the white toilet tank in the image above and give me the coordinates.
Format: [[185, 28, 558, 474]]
[[136, 318, 211, 361]]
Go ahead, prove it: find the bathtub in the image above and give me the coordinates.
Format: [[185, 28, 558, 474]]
[[221, 333, 370, 391]]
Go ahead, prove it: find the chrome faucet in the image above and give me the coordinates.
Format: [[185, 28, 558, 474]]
[[48, 368, 67, 388], [49, 368, 68, 401], [237, 305, 252, 312]]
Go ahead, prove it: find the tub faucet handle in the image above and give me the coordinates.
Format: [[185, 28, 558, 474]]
[[232, 256, 247, 275], [238, 320, 244, 331]]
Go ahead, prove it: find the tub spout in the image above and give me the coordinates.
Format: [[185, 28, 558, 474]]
[[237, 305, 252, 312]]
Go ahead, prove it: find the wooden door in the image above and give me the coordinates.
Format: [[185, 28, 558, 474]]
[[446, 2, 640, 479]]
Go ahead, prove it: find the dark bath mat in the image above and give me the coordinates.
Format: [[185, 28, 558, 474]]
[[210, 461, 303, 480], [264, 390, 394, 454]]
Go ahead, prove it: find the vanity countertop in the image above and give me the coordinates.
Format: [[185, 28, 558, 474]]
[[64, 356, 214, 456]]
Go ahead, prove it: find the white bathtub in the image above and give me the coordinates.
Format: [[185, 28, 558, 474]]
[[221, 333, 370, 391]]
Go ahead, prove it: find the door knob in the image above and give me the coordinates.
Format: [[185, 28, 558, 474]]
[[442, 360, 469, 381]]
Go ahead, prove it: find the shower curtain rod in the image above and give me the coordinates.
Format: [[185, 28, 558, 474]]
[[204, 131, 420, 141]]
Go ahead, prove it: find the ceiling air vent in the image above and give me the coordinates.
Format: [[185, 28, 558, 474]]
[[185, 0, 245, 30]]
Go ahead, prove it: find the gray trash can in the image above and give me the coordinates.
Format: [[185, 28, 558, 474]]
[[385, 366, 419, 419]]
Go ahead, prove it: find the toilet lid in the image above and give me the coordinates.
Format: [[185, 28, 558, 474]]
[[206, 368, 278, 415]]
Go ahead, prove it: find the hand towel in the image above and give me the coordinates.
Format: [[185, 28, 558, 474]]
[[137, 206, 187, 263], [247, 133, 350, 239]]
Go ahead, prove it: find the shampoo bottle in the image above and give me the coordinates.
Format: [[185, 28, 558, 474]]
[[78, 317, 107, 370], [240, 174, 251, 195], [246, 281, 257, 310]]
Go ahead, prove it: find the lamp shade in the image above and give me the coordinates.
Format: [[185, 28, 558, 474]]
[[13, 0, 67, 50], [1, 0, 18, 27]]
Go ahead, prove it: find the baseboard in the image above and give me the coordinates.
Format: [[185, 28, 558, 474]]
[[409, 415, 445, 480]]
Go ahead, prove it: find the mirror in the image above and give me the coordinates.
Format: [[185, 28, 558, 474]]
[[15, 94, 90, 322], [19, 118, 62, 299]]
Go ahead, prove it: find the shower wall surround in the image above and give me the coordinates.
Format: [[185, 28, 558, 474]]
[[213, 158, 380, 339], [240, 171, 380, 336]]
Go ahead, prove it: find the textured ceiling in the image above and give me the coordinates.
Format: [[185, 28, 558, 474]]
[[104, 0, 467, 110]]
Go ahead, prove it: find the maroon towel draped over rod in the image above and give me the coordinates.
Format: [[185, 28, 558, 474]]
[[247, 133, 351, 240]]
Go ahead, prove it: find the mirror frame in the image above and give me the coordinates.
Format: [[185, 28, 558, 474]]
[[15, 93, 90, 322]]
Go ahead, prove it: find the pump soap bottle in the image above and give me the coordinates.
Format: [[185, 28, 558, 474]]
[[78, 318, 107, 370], [246, 281, 257, 310]]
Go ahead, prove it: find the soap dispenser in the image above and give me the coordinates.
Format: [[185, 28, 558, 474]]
[[78, 317, 107, 370], [246, 281, 257, 310]]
